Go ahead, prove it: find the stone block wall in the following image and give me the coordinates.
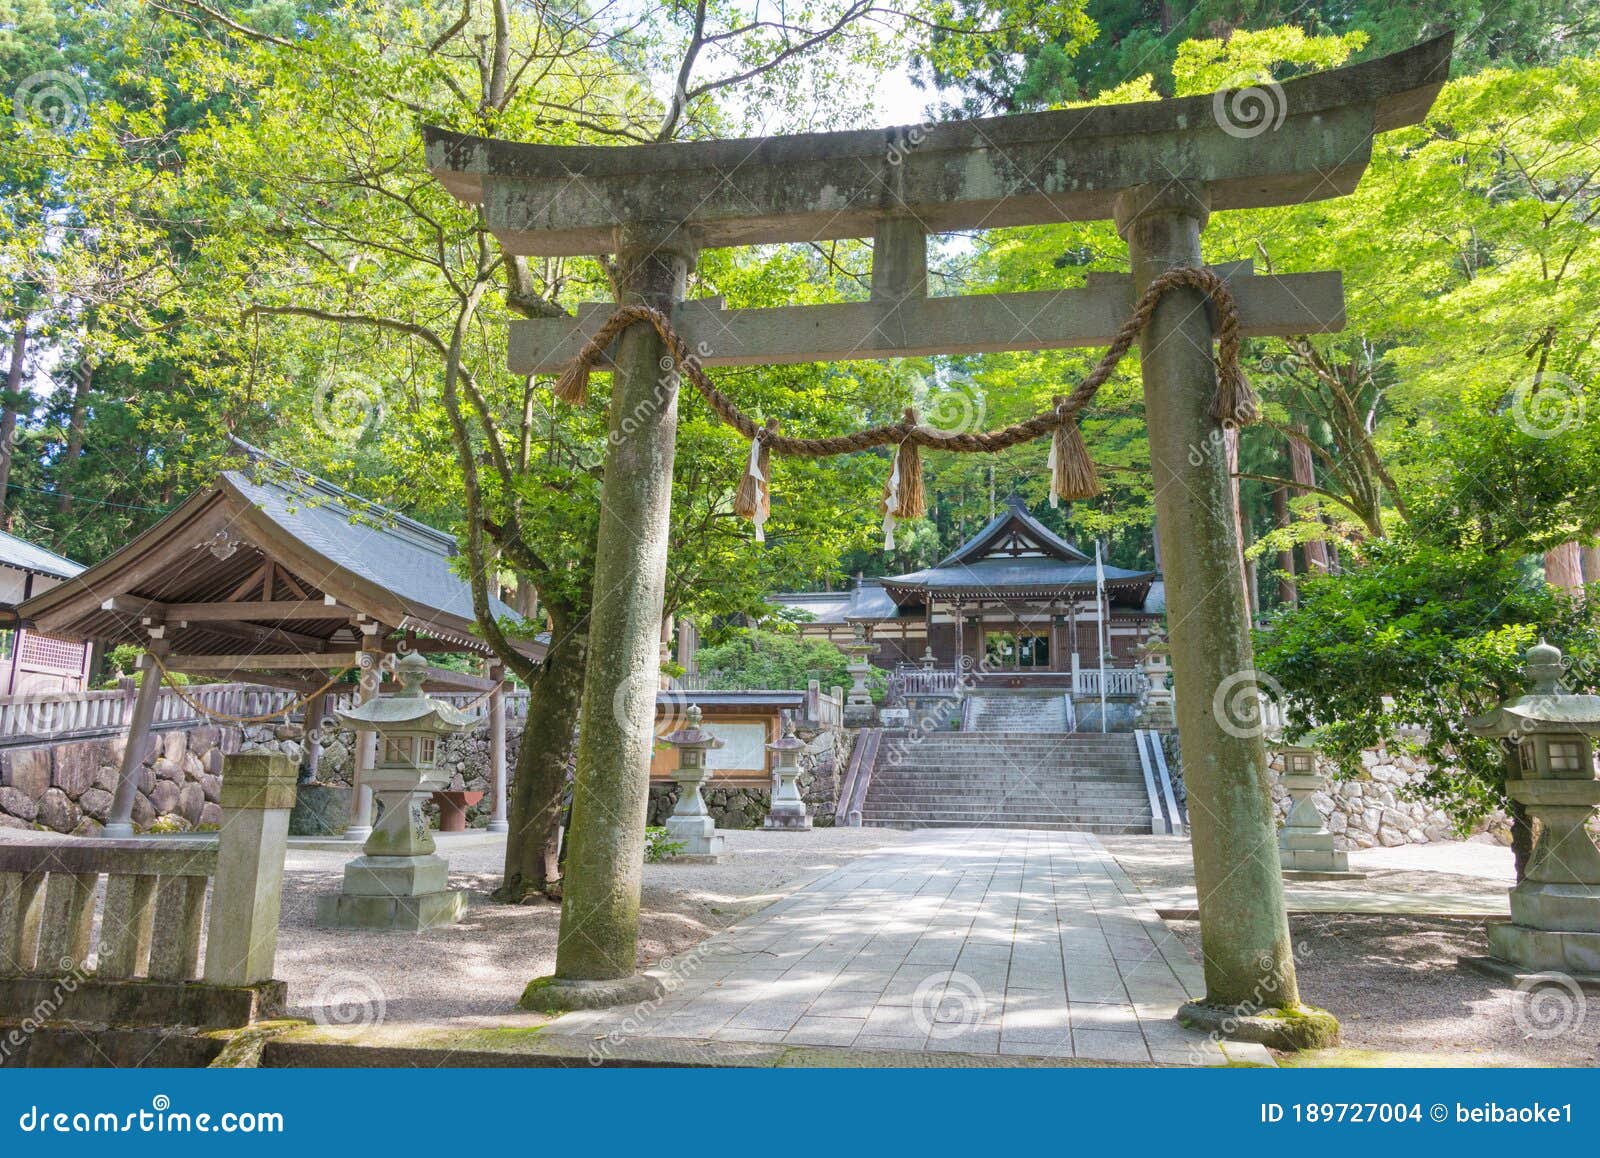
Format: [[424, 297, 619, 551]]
[[647, 726, 841, 829], [1264, 746, 1509, 850], [0, 726, 238, 836]]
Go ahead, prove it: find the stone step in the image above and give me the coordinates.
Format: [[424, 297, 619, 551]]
[[861, 818, 1153, 834], [861, 805, 1152, 821]]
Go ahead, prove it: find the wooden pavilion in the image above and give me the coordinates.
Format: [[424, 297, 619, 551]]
[[17, 442, 543, 838]]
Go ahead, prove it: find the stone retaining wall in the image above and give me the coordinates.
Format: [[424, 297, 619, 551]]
[[0, 726, 238, 836], [0, 712, 1499, 846], [1266, 746, 1509, 849], [647, 726, 841, 829]]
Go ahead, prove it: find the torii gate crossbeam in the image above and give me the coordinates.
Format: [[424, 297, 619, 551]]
[[426, 35, 1451, 1041]]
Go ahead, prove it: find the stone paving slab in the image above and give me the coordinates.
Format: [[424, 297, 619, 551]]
[[542, 828, 1273, 1067]]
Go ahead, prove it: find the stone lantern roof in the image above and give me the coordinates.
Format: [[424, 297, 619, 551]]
[[1467, 640, 1600, 739], [661, 704, 724, 750], [335, 652, 478, 734]]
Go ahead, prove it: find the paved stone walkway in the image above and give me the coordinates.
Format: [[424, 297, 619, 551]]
[[543, 829, 1273, 1065]]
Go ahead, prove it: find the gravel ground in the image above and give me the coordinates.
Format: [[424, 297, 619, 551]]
[[276, 827, 908, 1026], [1101, 835, 1592, 1066]]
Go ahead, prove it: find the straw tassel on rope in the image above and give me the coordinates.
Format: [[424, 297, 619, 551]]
[[1048, 398, 1100, 506], [733, 418, 776, 542], [880, 409, 925, 550], [551, 358, 591, 406]]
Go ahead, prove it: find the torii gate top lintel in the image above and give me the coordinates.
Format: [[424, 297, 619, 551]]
[[425, 34, 1450, 258]]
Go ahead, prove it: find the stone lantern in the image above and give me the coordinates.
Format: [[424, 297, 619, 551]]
[[1138, 627, 1175, 731], [764, 712, 812, 830], [1276, 743, 1357, 878], [661, 704, 725, 859], [842, 623, 879, 726], [315, 652, 476, 931], [1465, 640, 1600, 987]]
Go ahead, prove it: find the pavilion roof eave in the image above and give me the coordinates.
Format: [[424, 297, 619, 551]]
[[17, 477, 541, 664], [879, 577, 1155, 602], [423, 36, 1451, 256]]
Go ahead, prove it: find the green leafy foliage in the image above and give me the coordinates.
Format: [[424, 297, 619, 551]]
[[1256, 534, 1600, 835]]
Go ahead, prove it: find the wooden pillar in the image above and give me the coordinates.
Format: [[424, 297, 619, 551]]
[[1116, 180, 1300, 1016], [954, 600, 965, 670], [301, 689, 327, 783], [487, 659, 508, 834], [554, 223, 693, 987], [103, 636, 169, 838], [345, 645, 384, 842]]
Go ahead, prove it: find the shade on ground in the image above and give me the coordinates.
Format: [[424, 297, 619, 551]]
[[542, 829, 1273, 1066]]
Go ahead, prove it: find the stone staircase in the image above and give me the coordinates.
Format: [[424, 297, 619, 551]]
[[962, 690, 1071, 732], [860, 732, 1152, 834]]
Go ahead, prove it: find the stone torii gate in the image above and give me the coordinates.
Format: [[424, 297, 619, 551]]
[[426, 35, 1451, 1034]]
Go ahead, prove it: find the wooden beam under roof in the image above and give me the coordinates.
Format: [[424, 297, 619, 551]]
[[165, 651, 361, 673], [101, 597, 351, 621]]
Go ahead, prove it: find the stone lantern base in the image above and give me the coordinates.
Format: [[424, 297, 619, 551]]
[[763, 802, 813, 830], [665, 813, 725, 861], [1278, 771, 1364, 879], [316, 853, 469, 931]]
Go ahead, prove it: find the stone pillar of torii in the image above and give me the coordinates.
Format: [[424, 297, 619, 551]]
[[426, 35, 1451, 1040]]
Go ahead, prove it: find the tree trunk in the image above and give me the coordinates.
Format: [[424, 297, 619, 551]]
[[1289, 429, 1329, 574], [0, 325, 26, 527], [57, 361, 91, 519], [1581, 543, 1600, 585], [1544, 540, 1584, 593], [496, 601, 586, 903], [1271, 484, 1297, 606]]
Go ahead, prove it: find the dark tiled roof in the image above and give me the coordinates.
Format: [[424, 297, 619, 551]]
[[0, 529, 83, 581], [224, 467, 523, 629]]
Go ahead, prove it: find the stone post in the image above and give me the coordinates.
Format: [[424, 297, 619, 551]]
[[104, 638, 169, 838], [764, 713, 812, 830], [1115, 182, 1321, 1041], [203, 751, 297, 986], [552, 223, 693, 993], [487, 660, 508, 834]]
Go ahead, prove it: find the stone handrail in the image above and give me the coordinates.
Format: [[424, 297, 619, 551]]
[[0, 752, 297, 1026], [0, 838, 217, 980], [1073, 667, 1146, 697]]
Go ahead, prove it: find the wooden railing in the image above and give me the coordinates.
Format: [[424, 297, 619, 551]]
[[0, 682, 533, 747]]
